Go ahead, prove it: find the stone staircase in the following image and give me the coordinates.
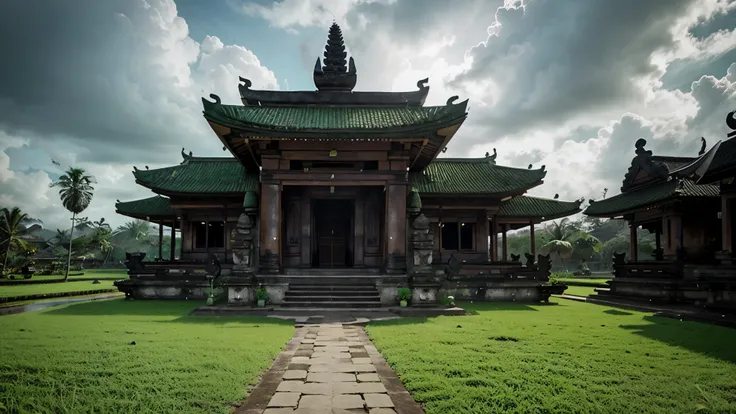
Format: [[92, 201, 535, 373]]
[[282, 269, 382, 308]]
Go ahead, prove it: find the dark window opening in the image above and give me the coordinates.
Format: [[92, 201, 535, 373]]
[[441, 222, 459, 250], [208, 221, 225, 248], [363, 161, 379, 170], [460, 223, 474, 250], [194, 221, 206, 249]]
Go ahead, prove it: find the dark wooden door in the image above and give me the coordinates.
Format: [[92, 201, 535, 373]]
[[314, 200, 352, 267]]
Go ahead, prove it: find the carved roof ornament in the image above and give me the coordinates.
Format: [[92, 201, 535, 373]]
[[181, 147, 193, 163], [621, 138, 670, 192], [728, 110, 736, 138], [484, 148, 498, 163], [313, 22, 357, 92], [699, 137, 707, 156]]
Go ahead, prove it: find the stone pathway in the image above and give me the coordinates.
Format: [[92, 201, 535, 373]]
[[237, 323, 423, 414]]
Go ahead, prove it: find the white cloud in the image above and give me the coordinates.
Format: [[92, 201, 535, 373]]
[[0, 0, 278, 230]]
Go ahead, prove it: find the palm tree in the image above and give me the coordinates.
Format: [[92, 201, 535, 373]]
[[0, 207, 30, 276], [116, 220, 151, 241], [540, 218, 579, 272], [50, 167, 94, 281]]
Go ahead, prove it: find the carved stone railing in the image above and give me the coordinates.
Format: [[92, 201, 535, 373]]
[[444, 253, 552, 282], [123, 253, 217, 280], [612, 261, 683, 280]]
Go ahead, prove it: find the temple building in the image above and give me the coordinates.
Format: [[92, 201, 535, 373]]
[[114, 23, 581, 306], [584, 111, 736, 311]]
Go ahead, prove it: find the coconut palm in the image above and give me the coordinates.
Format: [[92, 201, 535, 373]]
[[50, 167, 95, 281], [116, 220, 151, 241], [0, 207, 30, 276]]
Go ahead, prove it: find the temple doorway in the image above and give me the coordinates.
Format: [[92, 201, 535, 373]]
[[312, 199, 354, 268]]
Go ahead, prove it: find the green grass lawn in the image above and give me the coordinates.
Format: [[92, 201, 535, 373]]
[[555, 277, 610, 286], [367, 300, 736, 414], [562, 285, 600, 297], [0, 280, 118, 299], [0, 300, 294, 413], [1, 269, 129, 283]]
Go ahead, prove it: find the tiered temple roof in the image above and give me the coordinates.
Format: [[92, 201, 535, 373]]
[[119, 22, 582, 226], [585, 138, 720, 217]]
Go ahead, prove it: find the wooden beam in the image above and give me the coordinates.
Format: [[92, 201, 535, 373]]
[[279, 150, 388, 161], [278, 141, 392, 151]]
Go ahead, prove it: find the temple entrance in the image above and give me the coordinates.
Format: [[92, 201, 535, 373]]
[[312, 199, 354, 268]]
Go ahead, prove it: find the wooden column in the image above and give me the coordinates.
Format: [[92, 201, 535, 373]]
[[300, 193, 311, 268], [260, 182, 281, 273], [354, 193, 365, 268], [722, 196, 732, 253], [529, 219, 536, 257], [385, 184, 407, 272], [158, 223, 163, 260], [629, 224, 638, 262], [481, 212, 491, 262], [170, 221, 176, 261], [490, 218, 499, 261], [655, 230, 661, 251], [501, 224, 508, 262]]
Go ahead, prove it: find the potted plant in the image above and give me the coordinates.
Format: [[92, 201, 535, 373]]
[[446, 295, 455, 307], [205, 275, 215, 306], [397, 287, 411, 307], [255, 286, 269, 307]]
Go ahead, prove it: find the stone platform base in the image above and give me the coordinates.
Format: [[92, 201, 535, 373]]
[[189, 305, 467, 321]]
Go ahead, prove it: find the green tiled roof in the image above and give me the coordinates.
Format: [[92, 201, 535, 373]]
[[584, 178, 720, 217], [116, 196, 174, 219], [498, 196, 582, 219], [133, 156, 259, 194], [202, 94, 468, 134], [410, 157, 546, 195]]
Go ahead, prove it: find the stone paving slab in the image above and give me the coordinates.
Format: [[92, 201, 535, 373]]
[[237, 323, 423, 414]]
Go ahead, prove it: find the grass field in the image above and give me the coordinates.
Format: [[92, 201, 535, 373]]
[[367, 300, 736, 414], [562, 285, 600, 297], [555, 277, 610, 286], [0, 300, 294, 413], [0, 280, 118, 299], [1, 269, 129, 283]]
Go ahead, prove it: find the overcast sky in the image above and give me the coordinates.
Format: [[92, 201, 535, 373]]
[[0, 0, 735, 230]]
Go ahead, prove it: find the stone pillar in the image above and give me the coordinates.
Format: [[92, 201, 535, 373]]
[[170, 221, 176, 261], [260, 183, 281, 274], [158, 223, 163, 260], [409, 214, 440, 306], [629, 224, 638, 262], [502, 223, 508, 261], [385, 184, 407, 273], [663, 215, 683, 260]]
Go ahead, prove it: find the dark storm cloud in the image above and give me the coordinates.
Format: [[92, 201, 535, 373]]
[[450, 0, 698, 137], [0, 0, 205, 164]]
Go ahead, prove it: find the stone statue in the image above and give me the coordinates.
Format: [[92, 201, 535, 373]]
[[124, 252, 146, 274], [524, 253, 535, 268], [612, 252, 626, 266], [232, 212, 255, 277], [510, 253, 520, 262], [537, 254, 551, 275]]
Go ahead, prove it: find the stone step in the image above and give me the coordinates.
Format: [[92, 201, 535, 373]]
[[289, 284, 377, 292], [284, 295, 381, 302], [283, 268, 382, 276], [282, 300, 383, 308], [286, 290, 379, 297]]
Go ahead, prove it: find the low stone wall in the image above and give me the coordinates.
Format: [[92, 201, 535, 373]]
[[114, 279, 209, 300]]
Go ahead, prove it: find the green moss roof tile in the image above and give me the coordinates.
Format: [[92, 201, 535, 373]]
[[133, 156, 259, 194], [202, 94, 468, 135], [410, 157, 546, 195], [584, 179, 719, 217], [116, 196, 174, 219], [498, 196, 582, 219]]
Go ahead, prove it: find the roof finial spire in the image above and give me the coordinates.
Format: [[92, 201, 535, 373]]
[[313, 22, 357, 91]]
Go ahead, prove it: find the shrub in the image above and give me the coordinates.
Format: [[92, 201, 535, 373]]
[[255, 287, 269, 301], [397, 287, 411, 301]]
